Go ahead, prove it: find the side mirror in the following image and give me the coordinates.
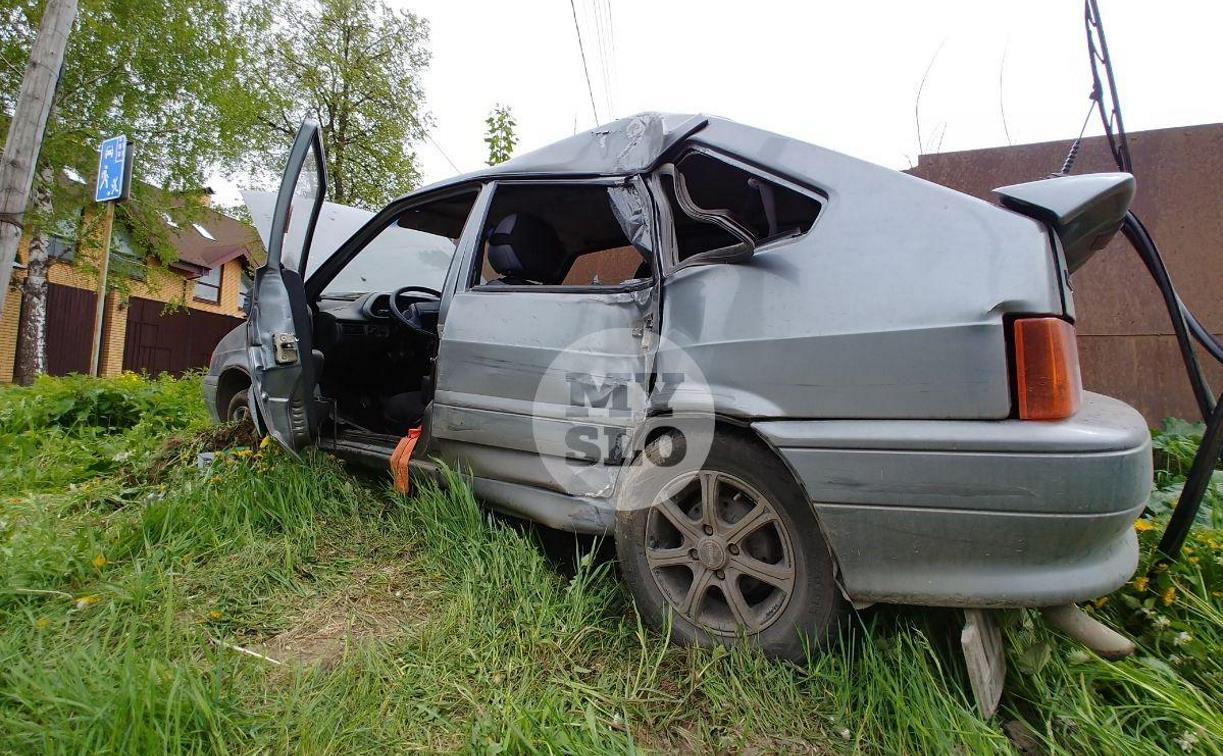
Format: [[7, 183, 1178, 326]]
[[657, 163, 755, 268]]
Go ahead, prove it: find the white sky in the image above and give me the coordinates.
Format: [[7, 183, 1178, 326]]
[[213, 0, 1223, 207]]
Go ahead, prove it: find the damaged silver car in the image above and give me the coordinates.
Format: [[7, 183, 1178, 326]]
[[205, 114, 1152, 662]]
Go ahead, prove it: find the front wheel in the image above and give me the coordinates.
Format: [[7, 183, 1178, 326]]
[[615, 431, 846, 662], [226, 389, 251, 423]]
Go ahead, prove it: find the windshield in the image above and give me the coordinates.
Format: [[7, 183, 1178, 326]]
[[320, 222, 455, 297], [246, 189, 476, 298]]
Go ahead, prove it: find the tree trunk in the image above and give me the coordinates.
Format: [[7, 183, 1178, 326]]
[[0, 0, 77, 318], [13, 168, 53, 385]]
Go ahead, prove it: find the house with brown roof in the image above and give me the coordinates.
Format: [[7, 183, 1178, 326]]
[[1, 190, 262, 381]]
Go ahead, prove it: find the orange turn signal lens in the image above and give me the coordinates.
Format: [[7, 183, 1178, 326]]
[[1012, 317, 1082, 420]]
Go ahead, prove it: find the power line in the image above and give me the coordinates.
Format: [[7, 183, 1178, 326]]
[[427, 133, 461, 174], [590, 0, 613, 117], [605, 0, 617, 113], [568, 0, 600, 124]]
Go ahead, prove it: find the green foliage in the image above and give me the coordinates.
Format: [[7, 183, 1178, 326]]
[[1149, 417, 1223, 528], [0, 0, 271, 268], [1005, 523, 1223, 754], [1, 378, 1221, 753], [0, 372, 208, 495], [252, 0, 431, 208], [484, 104, 517, 166]]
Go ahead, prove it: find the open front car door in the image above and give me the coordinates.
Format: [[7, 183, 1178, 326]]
[[247, 120, 327, 453]]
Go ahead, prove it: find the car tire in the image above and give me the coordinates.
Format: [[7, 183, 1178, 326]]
[[615, 430, 846, 662], [225, 389, 252, 424]]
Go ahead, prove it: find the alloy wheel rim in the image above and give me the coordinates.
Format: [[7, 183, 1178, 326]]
[[644, 470, 796, 636]]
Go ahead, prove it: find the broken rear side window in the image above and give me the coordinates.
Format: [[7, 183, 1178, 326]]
[[473, 184, 652, 288], [661, 150, 821, 263]]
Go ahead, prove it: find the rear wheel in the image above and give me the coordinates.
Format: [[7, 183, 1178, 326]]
[[615, 431, 846, 661]]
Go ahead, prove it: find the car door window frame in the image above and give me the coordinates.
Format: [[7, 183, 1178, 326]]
[[303, 182, 487, 303], [464, 177, 658, 295], [651, 145, 827, 276], [266, 124, 327, 275]]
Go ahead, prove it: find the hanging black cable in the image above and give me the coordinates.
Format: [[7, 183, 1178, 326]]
[[1120, 213, 1214, 420], [1084, 0, 1133, 173], [1078, 0, 1223, 562]]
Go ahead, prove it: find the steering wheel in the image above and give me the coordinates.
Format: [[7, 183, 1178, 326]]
[[388, 285, 442, 339]]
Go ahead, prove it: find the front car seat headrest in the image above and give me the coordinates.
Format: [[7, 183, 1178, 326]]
[[487, 213, 566, 284]]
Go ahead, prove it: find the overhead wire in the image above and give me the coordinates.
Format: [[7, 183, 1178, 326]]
[[591, 0, 614, 117], [568, 0, 601, 124], [604, 0, 618, 117], [426, 133, 461, 175]]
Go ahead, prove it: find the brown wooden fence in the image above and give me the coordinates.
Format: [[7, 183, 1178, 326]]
[[45, 283, 97, 376], [122, 297, 243, 376]]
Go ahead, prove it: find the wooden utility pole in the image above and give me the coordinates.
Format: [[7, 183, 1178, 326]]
[[87, 202, 115, 375], [0, 0, 78, 318]]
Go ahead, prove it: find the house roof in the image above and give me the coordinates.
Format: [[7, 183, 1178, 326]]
[[167, 206, 262, 276]]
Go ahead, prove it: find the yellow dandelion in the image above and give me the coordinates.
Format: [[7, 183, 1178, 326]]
[[1133, 518, 1156, 532], [35, 617, 49, 630], [1132, 576, 1150, 592], [207, 610, 222, 620], [74, 594, 100, 610], [1161, 586, 1177, 606], [259, 435, 271, 449], [91, 554, 107, 569]]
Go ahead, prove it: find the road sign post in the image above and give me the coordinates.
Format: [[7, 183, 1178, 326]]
[[89, 135, 132, 376]]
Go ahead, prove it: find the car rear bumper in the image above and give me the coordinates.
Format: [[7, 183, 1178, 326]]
[[753, 392, 1153, 607]]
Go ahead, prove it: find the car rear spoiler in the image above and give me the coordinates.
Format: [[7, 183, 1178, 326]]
[[994, 173, 1135, 273]]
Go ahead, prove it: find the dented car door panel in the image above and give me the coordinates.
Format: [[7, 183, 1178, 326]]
[[430, 179, 658, 499]]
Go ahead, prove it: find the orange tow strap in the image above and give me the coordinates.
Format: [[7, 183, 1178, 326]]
[[389, 426, 422, 494]]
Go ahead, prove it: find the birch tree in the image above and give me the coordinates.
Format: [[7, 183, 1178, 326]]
[[0, 0, 269, 384]]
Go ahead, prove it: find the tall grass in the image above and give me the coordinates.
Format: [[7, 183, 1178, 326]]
[[1, 373, 1221, 753]]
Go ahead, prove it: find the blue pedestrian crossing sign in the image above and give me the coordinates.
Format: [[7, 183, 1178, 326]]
[[95, 135, 131, 202]]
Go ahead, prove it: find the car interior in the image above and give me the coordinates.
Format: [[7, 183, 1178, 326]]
[[471, 183, 652, 288], [307, 183, 651, 443], [306, 191, 477, 441], [658, 150, 823, 262]]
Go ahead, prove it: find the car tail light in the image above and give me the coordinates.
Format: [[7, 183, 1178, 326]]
[[1012, 317, 1082, 420]]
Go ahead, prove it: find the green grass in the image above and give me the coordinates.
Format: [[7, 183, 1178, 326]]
[[1, 373, 1221, 753]]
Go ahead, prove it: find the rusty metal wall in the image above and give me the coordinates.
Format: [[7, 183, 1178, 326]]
[[908, 123, 1223, 426]]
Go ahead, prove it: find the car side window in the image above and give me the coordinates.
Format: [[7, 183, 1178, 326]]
[[470, 183, 652, 289], [659, 150, 822, 264]]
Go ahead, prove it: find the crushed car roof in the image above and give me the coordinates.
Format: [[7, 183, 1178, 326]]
[[425, 112, 708, 189]]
